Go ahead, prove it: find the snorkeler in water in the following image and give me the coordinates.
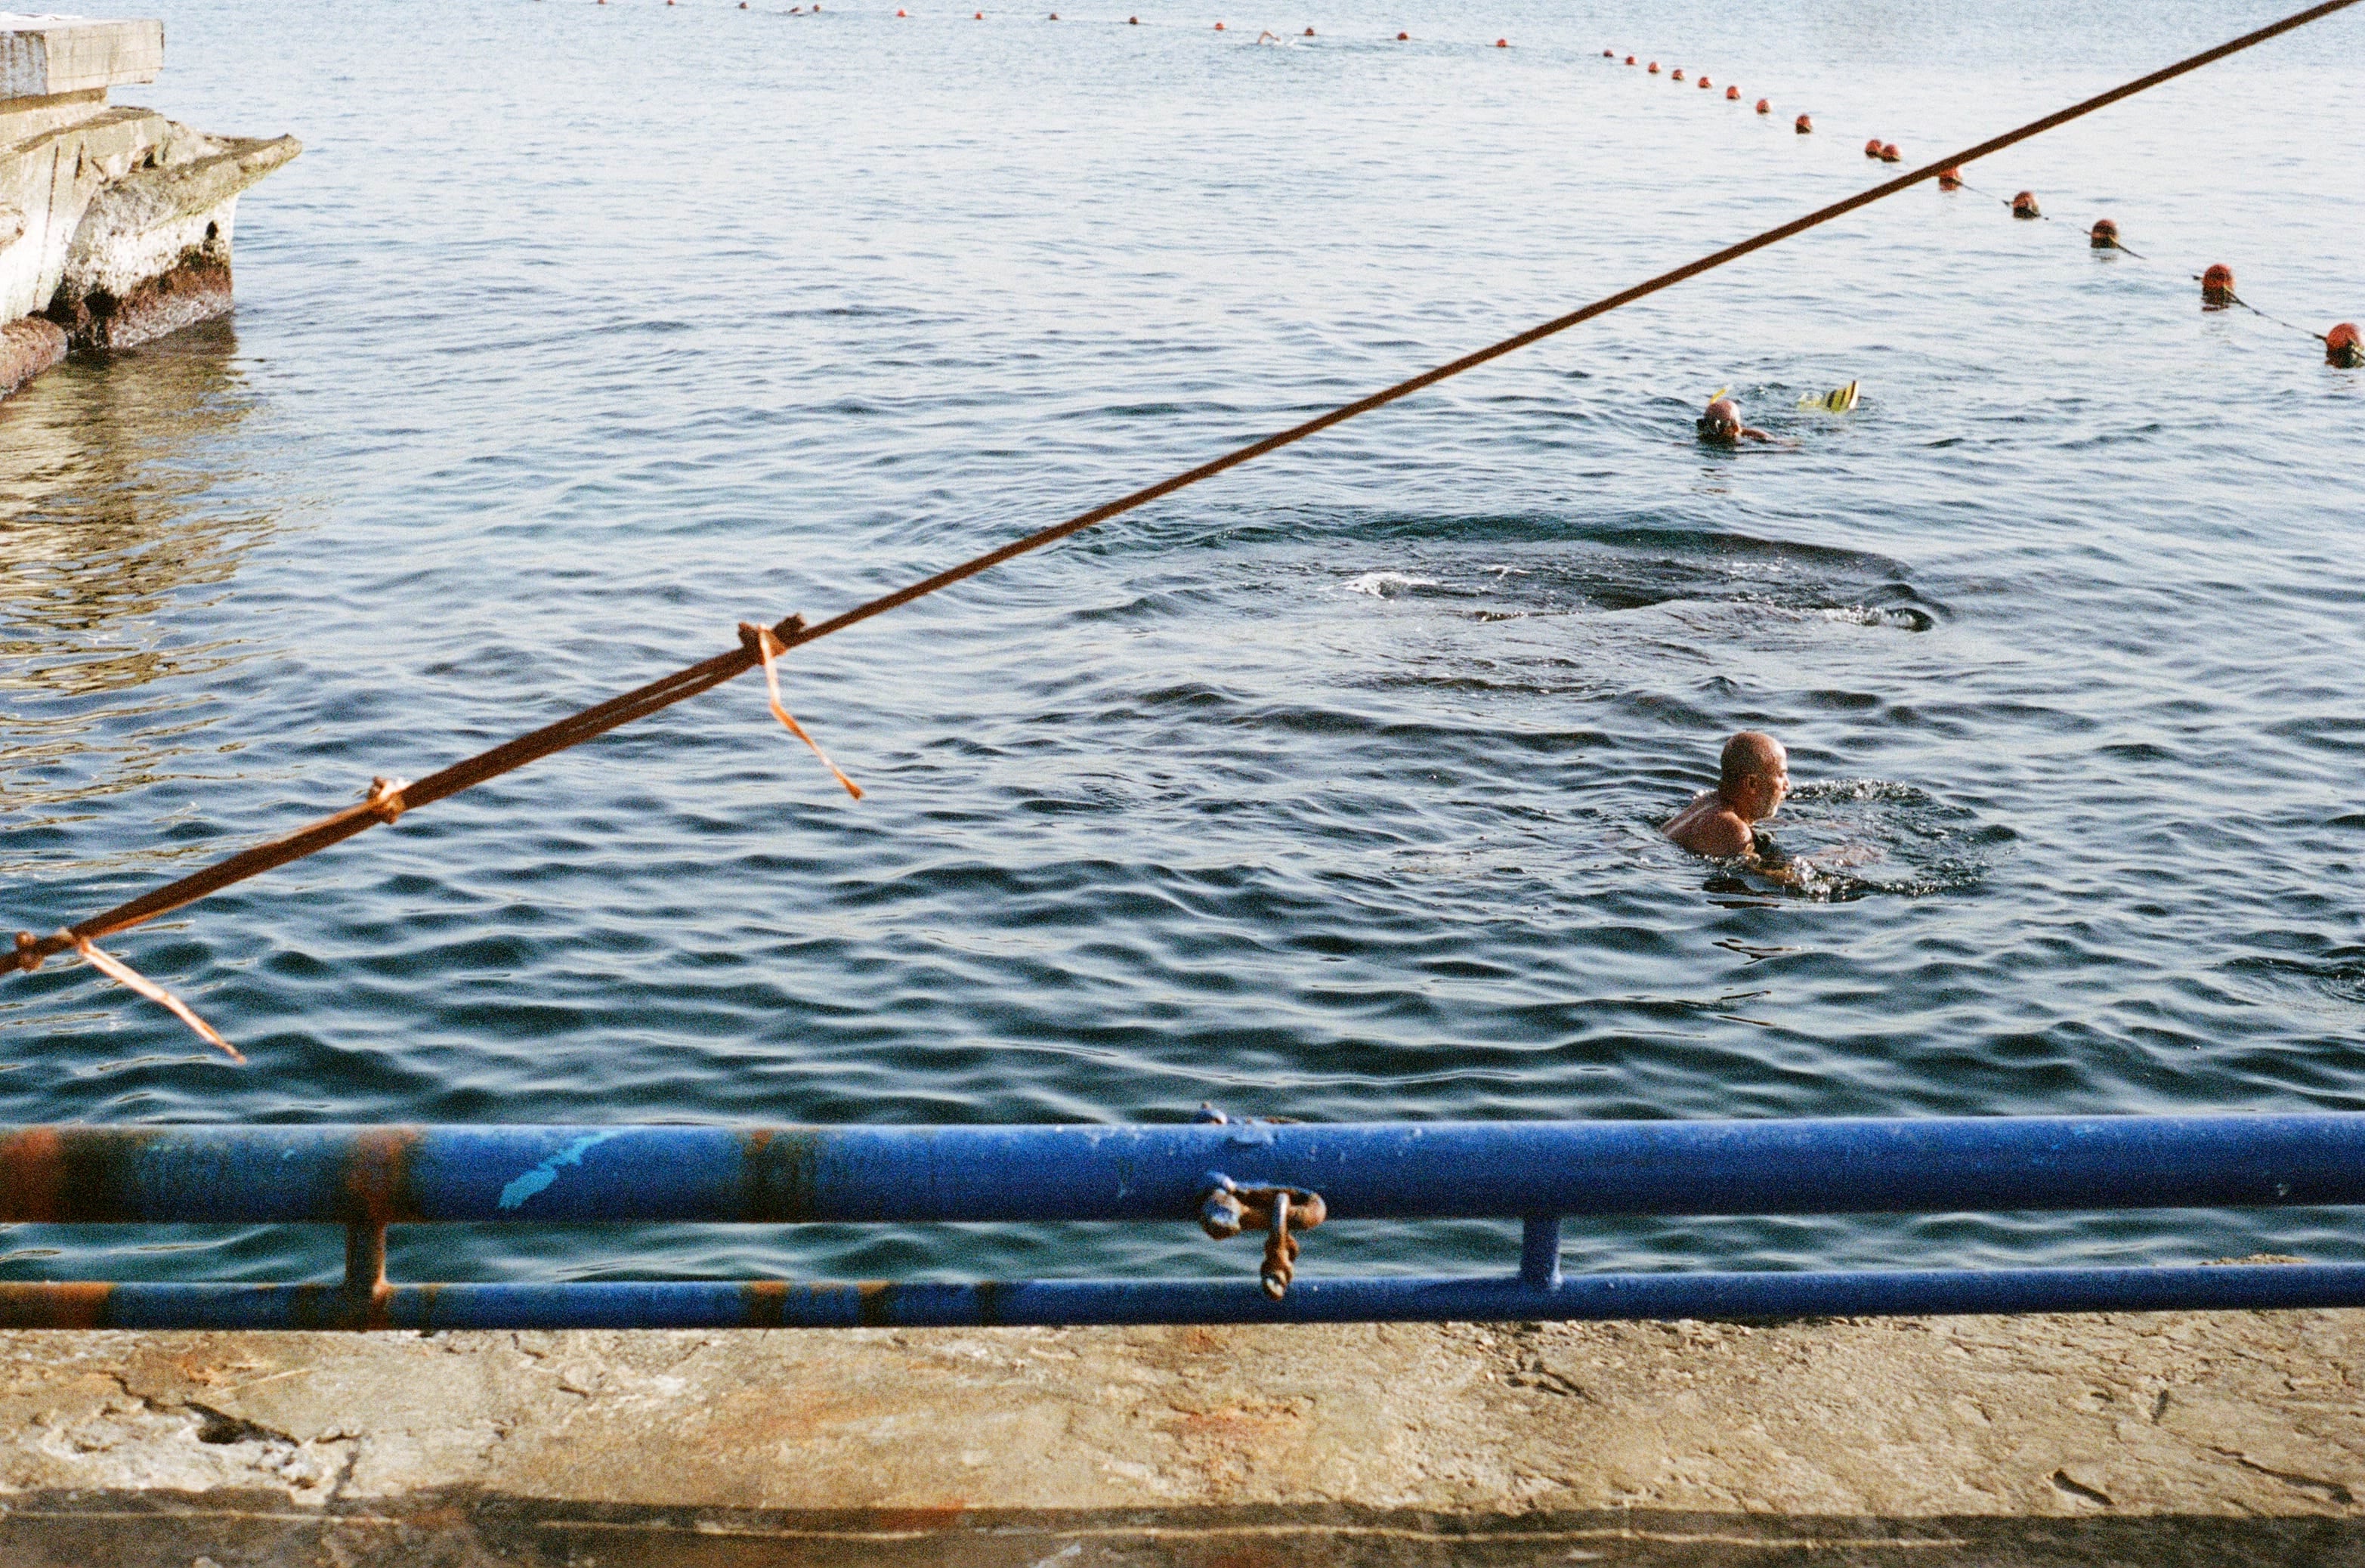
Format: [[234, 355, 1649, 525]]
[[1696, 395, 1774, 445], [1666, 731, 1790, 861]]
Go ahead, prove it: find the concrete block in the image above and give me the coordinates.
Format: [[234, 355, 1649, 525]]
[[0, 14, 295, 385], [0, 14, 163, 100]]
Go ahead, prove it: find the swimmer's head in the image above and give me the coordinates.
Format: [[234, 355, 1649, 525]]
[[1696, 397, 1742, 443], [1719, 731, 1789, 821]]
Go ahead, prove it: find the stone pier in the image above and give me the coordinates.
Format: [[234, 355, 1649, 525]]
[[0, 12, 295, 401], [2, 1308, 2361, 1564]]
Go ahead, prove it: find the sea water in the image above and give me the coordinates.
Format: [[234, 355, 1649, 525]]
[[2, 0, 2360, 1286]]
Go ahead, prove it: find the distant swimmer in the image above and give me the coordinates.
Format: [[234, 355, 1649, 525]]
[[1666, 731, 1789, 861], [1696, 394, 1773, 445]]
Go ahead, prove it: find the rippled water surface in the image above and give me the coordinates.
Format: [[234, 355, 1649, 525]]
[[3, 0, 2360, 1285]]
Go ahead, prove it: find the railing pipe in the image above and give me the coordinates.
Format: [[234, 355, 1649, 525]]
[[7, 1263, 2365, 1332], [6, 1115, 2364, 1226]]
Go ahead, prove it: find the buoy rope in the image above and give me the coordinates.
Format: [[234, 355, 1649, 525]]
[[2203, 285, 2332, 342], [8, 0, 2357, 1018], [1608, 42, 2358, 326], [1937, 172, 2343, 329]]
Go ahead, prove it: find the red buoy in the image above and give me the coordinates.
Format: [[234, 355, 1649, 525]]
[[1698, 75, 1711, 88], [1671, 68, 1684, 81], [1303, 25, 1313, 34], [1048, 11, 1059, 17], [1215, 20, 1225, 29], [1726, 85, 1740, 100], [2088, 218, 2119, 249], [1647, 60, 1660, 73], [1396, 29, 1408, 39], [1864, 138, 1883, 158], [1880, 143, 1901, 162], [1937, 166, 1962, 190], [1795, 113, 1812, 132], [2011, 190, 2040, 218], [1496, 38, 1508, 48], [1755, 97, 1770, 113], [1603, 48, 1613, 57], [2327, 322, 2362, 367], [1625, 54, 1636, 64], [2201, 264, 2237, 311]]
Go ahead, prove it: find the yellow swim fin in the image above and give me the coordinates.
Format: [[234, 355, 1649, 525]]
[[1798, 380, 1860, 412]]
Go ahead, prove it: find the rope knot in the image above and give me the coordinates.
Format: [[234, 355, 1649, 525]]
[[738, 614, 806, 656], [366, 778, 412, 824]]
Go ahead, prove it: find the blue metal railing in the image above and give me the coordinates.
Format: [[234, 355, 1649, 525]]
[[5, 1115, 2364, 1329]]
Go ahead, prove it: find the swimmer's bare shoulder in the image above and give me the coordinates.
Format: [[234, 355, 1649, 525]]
[[1665, 789, 1753, 858]]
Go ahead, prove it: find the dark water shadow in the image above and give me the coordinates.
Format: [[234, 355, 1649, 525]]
[[8, 1496, 2360, 1565]]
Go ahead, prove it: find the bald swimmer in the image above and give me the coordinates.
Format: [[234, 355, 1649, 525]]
[[1666, 731, 1789, 859]]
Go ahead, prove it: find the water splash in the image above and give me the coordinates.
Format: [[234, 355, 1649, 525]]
[[1736, 780, 2005, 901]]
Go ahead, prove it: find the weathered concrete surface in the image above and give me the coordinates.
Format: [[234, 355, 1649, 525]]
[[40, 123, 294, 350], [2, 103, 297, 342], [2, 1309, 2362, 1563]]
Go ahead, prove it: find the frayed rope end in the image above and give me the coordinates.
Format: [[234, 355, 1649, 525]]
[[63, 931, 245, 1064], [742, 620, 864, 801]]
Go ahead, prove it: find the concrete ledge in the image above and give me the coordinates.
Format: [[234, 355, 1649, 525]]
[[3, 1306, 2361, 1563], [0, 14, 162, 99]]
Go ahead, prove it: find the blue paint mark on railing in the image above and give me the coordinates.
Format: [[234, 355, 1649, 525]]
[[2, 1115, 2363, 1330], [497, 1130, 620, 1211]]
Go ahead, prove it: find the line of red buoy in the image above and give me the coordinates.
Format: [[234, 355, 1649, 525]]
[[1597, 41, 2353, 362], [612, 1, 1525, 42], [597, 8, 2353, 359], [1922, 147, 2347, 345]]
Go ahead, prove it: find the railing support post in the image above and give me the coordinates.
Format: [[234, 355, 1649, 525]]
[[344, 1223, 386, 1297], [1519, 1215, 1561, 1288]]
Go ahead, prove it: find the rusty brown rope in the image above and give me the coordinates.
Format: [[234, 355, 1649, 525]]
[[9, 0, 2357, 995]]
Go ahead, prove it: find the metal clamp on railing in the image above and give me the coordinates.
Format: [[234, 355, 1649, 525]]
[[1200, 1175, 1326, 1299]]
